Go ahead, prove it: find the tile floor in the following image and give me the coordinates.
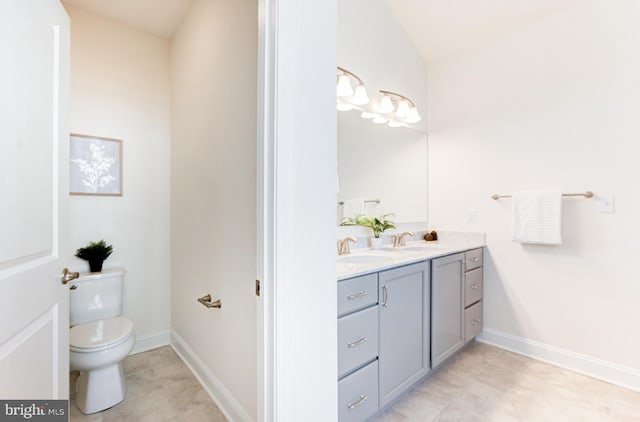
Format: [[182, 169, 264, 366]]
[[70, 342, 640, 422], [374, 341, 640, 422], [70, 346, 226, 422]]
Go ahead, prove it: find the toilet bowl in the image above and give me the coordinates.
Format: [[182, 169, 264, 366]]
[[69, 269, 135, 414], [70, 316, 135, 414]]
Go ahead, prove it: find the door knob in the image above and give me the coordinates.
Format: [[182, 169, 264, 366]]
[[61, 268, 80, 285]]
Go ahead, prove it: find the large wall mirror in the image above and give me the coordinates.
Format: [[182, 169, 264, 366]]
[[337, 0, 429, 225], [338, 111, 427, 223]]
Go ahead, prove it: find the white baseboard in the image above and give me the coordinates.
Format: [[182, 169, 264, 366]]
[[131, 331, 170, 355], [170, 331, 253, 422], [477, 328, 640, 393]]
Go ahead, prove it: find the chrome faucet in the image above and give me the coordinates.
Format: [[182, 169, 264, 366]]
[[337, 237, 357, 256], [392, 231, 414, 248]]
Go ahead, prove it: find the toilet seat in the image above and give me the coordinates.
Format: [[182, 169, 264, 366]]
[[70, 317, 134, 353]]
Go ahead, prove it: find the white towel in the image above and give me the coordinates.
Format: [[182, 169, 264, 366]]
[[512, 190, 562, 245], [342, 199, 365, 220]]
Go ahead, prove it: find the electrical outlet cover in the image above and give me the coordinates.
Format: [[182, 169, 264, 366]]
[[600, 195, 615, 213]]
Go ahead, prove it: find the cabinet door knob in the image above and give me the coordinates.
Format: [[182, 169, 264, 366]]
[[347, 336, 367, 348], [471, 283, 480, 289], [471, 257, 480, 262], [347, 395, 368, 410], [471, 318, 481, 326]]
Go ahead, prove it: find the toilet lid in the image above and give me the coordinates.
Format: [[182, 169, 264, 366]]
[[70, 317, 134, 351]]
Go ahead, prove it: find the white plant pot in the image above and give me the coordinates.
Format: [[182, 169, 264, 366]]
[[369, 237, 384, 249]]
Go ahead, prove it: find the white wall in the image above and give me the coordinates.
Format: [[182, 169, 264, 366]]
[[65, 5, 171, 352], [170, 0, 257, 419], [428, 0, 640, 387]]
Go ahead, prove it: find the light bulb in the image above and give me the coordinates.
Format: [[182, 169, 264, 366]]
[[336, 75, 354, 97], [351, 85, 370, 105], [360, 111, 375, 119], [404, 107, 422, 123], [396, 100, 410, 118], [336, 102, 353, 111], [372, 115, 388, 124], [388, 120, 403, 128], [378, 95, 395, 114]]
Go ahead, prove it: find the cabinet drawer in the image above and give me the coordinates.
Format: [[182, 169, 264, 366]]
[[338, 360, 379, 422], [338, 306, 379, 378], [338, 273, 378, 317], [464, 267, 483, 307], [465, 248, 483, 271], [464, 300, 483, 343]]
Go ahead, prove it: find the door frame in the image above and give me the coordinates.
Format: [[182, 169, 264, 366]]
[[256, 0, 338, 420]]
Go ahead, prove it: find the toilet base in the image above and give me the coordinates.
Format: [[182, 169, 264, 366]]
[[75, 363, 126, 414]]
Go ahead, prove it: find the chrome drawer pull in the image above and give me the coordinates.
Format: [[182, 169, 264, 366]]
[[471, 318, 481, 326], [347, 337, 367, 348], [471, 257, 480, 262], [346, 291, 367, 300], [347, 395, 368, 410], [471, 283, 481, 289]]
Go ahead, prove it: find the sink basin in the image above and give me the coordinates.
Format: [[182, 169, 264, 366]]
[[338, 254, 393, 264]]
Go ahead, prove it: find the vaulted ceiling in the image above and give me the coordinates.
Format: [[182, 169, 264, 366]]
[[62, 0, 581, 62], [386, 0, 581, 63], [62, 0, 194, 39]]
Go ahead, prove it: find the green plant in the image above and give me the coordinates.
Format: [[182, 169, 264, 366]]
[[340, 213, 396, 238], [75, 240, 113, 272]]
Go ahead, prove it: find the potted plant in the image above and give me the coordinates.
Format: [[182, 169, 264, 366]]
[[75, 240, 113, 272], [340, 213, 396, 248]]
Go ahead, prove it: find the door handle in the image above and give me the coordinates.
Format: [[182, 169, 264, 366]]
[[381, 285, 388, 307], [198, 294, 222, 309], [61, 268, 80, 285]]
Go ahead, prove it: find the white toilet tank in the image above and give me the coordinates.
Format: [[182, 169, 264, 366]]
[[70, 268, 126, 326]]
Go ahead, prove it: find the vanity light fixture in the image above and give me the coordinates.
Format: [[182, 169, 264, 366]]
[[336, 66, 421, 128], [378, 90, 422, 125], [336, 74, 354, 97], [336, 66, 370, 105], [378, 94, 395, 114]]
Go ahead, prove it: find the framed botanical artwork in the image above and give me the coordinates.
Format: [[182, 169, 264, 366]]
[[69, 134, 123, 196]]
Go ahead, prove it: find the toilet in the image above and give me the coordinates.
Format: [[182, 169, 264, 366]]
[[69, 268, 135, 414]]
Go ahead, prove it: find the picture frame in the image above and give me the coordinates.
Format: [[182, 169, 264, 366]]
[[69, 134, 123, 196]]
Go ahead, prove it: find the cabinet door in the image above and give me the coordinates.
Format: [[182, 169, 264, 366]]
[[432, 253, 465, 368], [379, 261, 430, 407]]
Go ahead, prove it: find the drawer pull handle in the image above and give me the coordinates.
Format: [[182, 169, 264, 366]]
[[346, 291, 367, 300], [471, 318, 481, 326], [382, 285, 388, 307], [347, 337, 367, 348], [471, 257, 480, 262], [471, 283, 481, 289], [347, 395, 368, 410]]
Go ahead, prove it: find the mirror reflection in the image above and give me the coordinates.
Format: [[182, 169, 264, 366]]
[[337, 110, 428, 224]]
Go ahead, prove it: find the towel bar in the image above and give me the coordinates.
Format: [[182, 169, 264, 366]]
[[337, 199, 380, 206], [491, 191, 593, 200]]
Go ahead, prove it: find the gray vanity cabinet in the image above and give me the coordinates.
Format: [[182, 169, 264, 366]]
[[338, 273, 380, 422], [431, 252, 465, 368], [338, 246, 482, 420], [378, 261, 430, 407]]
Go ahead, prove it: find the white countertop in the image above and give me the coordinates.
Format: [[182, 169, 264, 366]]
[[337, 231, 486, 281]]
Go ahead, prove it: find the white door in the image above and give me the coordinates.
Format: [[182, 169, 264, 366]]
[[0, 0, 70, 399]]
